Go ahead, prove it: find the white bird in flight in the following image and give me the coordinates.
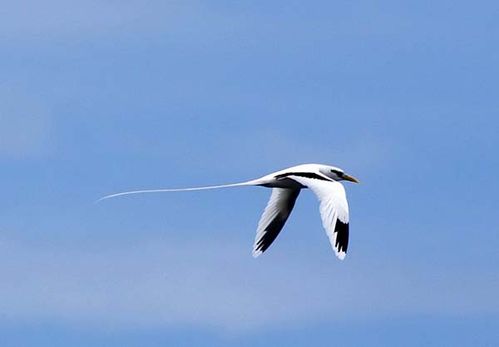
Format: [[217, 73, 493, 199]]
[[99, 164, 359, 260]]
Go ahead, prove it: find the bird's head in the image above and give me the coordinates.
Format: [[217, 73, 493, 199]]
[[320, 165, 360, 183]]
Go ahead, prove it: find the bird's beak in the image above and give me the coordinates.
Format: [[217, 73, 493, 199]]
[[343, 174, 360, 183]]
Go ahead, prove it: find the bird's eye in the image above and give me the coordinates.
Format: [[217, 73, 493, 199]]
[[331, 169, 343, 176]]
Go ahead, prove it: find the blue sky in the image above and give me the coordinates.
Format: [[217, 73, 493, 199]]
[[1, 1, 499, 346]]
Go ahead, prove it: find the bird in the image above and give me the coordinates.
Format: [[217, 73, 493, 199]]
[[98, 163, 359, 260]]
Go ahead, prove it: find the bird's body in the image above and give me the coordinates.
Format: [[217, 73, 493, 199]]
[[99, 163, 359, 260], [256, 164, 317, 189]]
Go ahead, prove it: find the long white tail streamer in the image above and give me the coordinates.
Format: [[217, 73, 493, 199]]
[[96, 180, 260, 203]]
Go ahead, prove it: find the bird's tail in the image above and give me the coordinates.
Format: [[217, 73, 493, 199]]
[[96, 179, 262, 203]]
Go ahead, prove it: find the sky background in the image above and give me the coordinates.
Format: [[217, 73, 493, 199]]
[[1, 1, 499, 346]]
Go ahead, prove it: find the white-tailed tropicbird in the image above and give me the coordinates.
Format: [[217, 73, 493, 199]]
[[99, 164, 359, 260]]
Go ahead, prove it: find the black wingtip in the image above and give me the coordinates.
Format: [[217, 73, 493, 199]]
[[255, 217, 287, 253], [335, 220, 349, 254]]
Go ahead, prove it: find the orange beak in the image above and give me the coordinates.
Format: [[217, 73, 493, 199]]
[[343, 173, 360, 183]]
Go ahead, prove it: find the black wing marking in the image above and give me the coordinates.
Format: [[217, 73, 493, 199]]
[[334, 219, 349, 255], [253, 188, 300, 257]]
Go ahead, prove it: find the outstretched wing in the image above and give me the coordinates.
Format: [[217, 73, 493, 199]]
[[253, 188, 300, 257], [288, 176, 350, 260]]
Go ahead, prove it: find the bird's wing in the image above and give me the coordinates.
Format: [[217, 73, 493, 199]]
[[253, 188, 300, 257], [288, 176, 350, 260]]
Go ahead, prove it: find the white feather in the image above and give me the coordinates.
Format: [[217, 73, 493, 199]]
[[252, 188, 300, 257], [288, 176, 350, 260]]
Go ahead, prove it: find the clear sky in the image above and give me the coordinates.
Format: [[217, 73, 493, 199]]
[[1, 1, 498, 346]]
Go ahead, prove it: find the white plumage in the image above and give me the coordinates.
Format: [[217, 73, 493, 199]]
[[289, 176, 350, 259], [99, 163, 359, 260]]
